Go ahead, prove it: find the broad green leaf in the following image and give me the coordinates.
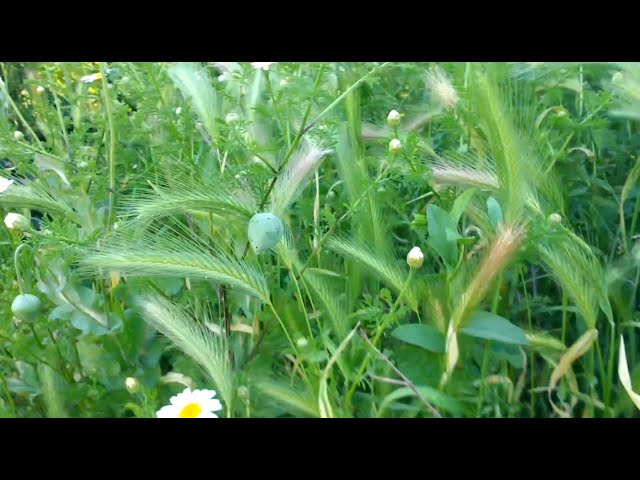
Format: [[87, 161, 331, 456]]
[[378, 385, 463, 417], [391, 324, 445, 353], [461, 311, 528, 345], [486, 196, 503, 229], [426, 204, 460, 270], [450, 188, 477, 223], [70, 311, 109, 336]]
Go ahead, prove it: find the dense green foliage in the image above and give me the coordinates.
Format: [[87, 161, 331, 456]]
[[1, 61, 639, 418]]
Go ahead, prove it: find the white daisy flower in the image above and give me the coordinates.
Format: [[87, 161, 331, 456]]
[[0, 177, 14, 193], [156, 387, 223, 418], [80, 73, 102, 83], [251, 62, 275, 71]]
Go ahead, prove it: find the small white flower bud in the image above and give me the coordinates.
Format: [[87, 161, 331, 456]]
[[407, 246, 424, 269], [175, 106, 182, 115], [4, 213, 30, 232], [296, 337, 309, 348], [387, 109, 401, 128], [36, 86, 45, 95], [237, 385, 250, 399], [389, 138, 402, 155], [225, 112, 240, 125], [548, 213, 562, 224], [125, 377, 141, 394], [612, 72, 623, 84], [13, 131, 24, 142], [279, 78, 289, 88]]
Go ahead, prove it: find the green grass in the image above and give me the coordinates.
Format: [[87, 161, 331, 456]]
[[0, 61, 639, 418]]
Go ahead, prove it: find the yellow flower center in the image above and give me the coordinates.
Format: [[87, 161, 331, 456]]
[[179, 402, 202, 418]]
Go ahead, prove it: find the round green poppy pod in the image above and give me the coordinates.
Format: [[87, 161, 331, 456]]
[[11, 293, 42, 322], [248, 213, 284, 254]]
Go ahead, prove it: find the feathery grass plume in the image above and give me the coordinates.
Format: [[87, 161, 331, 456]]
[[618, 335, 640, 410], [81, 226, 270, 303], [326, 236, 418, 311], [0, 176, 76, 221], [254, 379, 320, 417], [319, 322, 360, 418], [302, 269, 349, 340], [335, 125, 390, 252], [510, 62, 586, 81], [168, 63, 220, 145], [548, 328, 598, 405], [608, 63, 640, 120], [452, 223, 526, 329], [428, 155, 499, 191], [469, 65, 540, 224], [537, 233, 607, 329], [269, 142, 331, 217], [526, 331, 567, 355], [426, 66, 459, 110], [120, 172, 256, 222], [441, 322, 459, 386], [138, 295, 235, 414]]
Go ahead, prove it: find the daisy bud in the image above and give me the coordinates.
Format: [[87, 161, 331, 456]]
[[36, 85, 45, 95], [225, 112, 240, 125], [387, 109, 401, 128], [4, 212, 30, 232], [407, 246, 424, 269], [13, 130, 24, 142], [612, 72, 623, 84], [389, 138, 402, 155], [77, 160, 89, 169], [125, 377, 141, 394], [548, 213, 562, 224], [237, 386, 250, 400], [279, 78, 289, 88], [175, 106, 182, 115], [296, 337, 309, 349]]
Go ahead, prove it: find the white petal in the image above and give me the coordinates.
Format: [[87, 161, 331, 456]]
[[170, 388, 193, 406], [197, 410, 218, 418], [202, 399, 223, 412], [192, 389, 216, 402], [156, 405, 180, 418]]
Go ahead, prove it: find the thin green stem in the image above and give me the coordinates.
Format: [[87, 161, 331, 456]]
[[303, 62, 391, 134], [561, 290, 568, 344], [100, 63, 117, 233], [289, 268, 313, 339], [476, 340, 492, 417], [44, 69, 72, 163], [263, 71, 286, 146], [519, 268, 536, 415], [14, 243, 35, 295]]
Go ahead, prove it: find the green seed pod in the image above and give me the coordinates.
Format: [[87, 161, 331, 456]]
[[248, 212, 284, 254], [11, 294, 42, 322]]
